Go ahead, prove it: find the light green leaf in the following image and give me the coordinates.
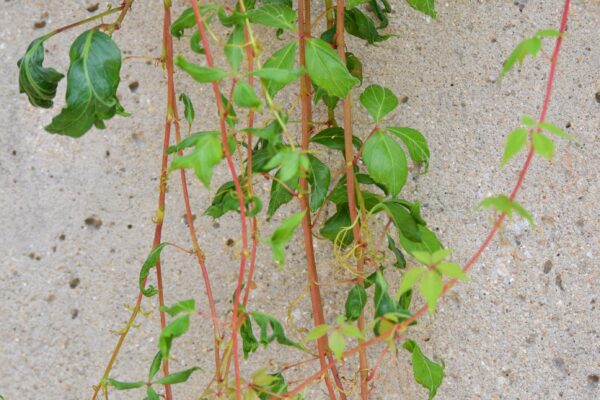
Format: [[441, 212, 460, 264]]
[[420, 270, 443, 314], [498, 36, 542, 83], [406, 0, 437, 18], [248, 4, 297, 31], [501, 128, 528, 166], [344, 284, 367, 322], [145, 386, 160, 400], [305, 38, 359, 98], [339, 323, 364, 339], [46, 30, 123, 137], [403, 340, 444, 399], [155, 366, 201, 385], [159, 315, 190, 358], [373, 271, 396, 318], [253, 68, 304, 85], [267, 169, 296, 219], [386, 127, 430, 169], [234, 81, 262, 109], [305, 324, 330, 341], [307, 155, 331, 210], [479, 194, 534, 226], [360, 84, 398, 122], [532, 132, 554, 159], [536, 29, 561, 37], [510, 201, 535, 226], [160, 299, 196, 317], [521, 115, 535, 126], [179, 93, 195, 127], [103, 378, 145, 390], [329, 330, 346, 360], [17, 37, 64, 108], [139, 243, 168, 297], [170, 132, 223, 187], [175, 55, 228, 83], [397, 267, 425, 297], [267, 211, 305, 267], [262, 41, 297, 97], [362, 131, 408, 197], [225, 26, 245, 73], [436, 262, 468, 280], [539, 121, 573, 139], [264, 148, 307, 182], [148, 351, 163, 380], [167, 131, 220, 155]]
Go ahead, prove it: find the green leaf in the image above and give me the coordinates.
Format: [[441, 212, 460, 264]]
[[346, 0, 368, 8], [267, 211, 305, 267], [225, 26, 245, 73], [233, 81, 262, 110], [160, 299, 196, 317], [170, 5, 219, 38], [320, 204, 353, 246], [305, 324, 330, 341], [190, 30, 205, 54], [46, 30, 123, 137], [406, 0, 437, 18], [167, 131, 220, 155], [307, 155, 331, 210], [479, 194, 534, 226], [369, 0, 393, 28], [264, 148, 307, 182], [387, 234, 407, 269], [436, 262, 468, 280], [205, 181, 240, 218], [420, 270, 443, 314], [360, 85, 398, 122], [104, 378, 145, 390], [339, 323, 364, 339], [139, 243, 168, 297], [262, 41, 297, 97], [248, 4, 297, 31], [511, 201, 534, 226], [399, 225, 443, 256], [243, 119, 284, 143], [404, 340, 444, 399], [145, 386, 160, 400], [345, 285, 367, 322], [148, 351, 163, 380], [539, 121, 573, 139], [253, 67, 304, 85], [267, 170, 296, 219], [376, 200, 421, 242], [345, 52, 363, 84], [344, 8, 391, 44], [386, 127, 430, 169], [155, 366, 201, 385], [240, 314, 259, 358], [498, 36, 542, 83], [310, 127, 362, 151], [536, 29, 561, 38], [521, 115, 536, 126], [501, 128, 528, 166], [305, 38, 359, 98], [175, 55, 228, 83], [18, 37, 64, 108], [179, 93, 195, 127], [397, 267, 425, 297], [254, 371, 290, 400], [329, 330, 346, 360], [250, 312, 303, 349], [362, 131, 408, 197], [170, 131, 223, 187], [217, 8, 247, 27], [159, 315, 190, 358], [373, 271, 396, 318]]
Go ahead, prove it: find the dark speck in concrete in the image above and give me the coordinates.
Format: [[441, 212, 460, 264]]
[[543, 260, 553, 274], [69, 278, 80, 289], [226, 238, 235, 247], [595, 91, 600, 104], [128, 81, 139, 93], [71, 309, 79, 319], [555, 273, 565, 291], [84, 216, 102, 229], [86, 3, 99, 12], [588, 374, 599, 387]]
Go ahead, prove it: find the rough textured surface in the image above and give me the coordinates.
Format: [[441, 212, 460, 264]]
[[1, 1, 599, 399]]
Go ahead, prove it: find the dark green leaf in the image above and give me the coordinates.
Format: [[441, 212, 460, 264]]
[[248, 4, 296, 31], [145, 386, 159, 400], [362, 131, 408, 196], [17, 37, 64, 108], [256, 372, 288, 400], [250, 312, 303, 349], [252, 145, 280, 172], [320, 204, 354, 246], [376, 200, 421, 242], [305, 38, 359, 98], [345, 52, 363, 84], [190, 30, 205, 54], [243, 119, 284, 143], [345, 285, 367, 322], [399, 225, 443, 256], [267, 170, 296, 218], [240, 314, 260, 358], [386, 127, 430, 169], [155, 366, 201, 385], [225, 26, 245, 73], [204, 181, 240, 218], [175, 55, 228, 83], [217, 8, 247, 27], [170, 5, 218, 38], [344, 8, 391, 44], [179, 93, 195, 126], [403, 340, 444, 399], [159, 315, 190, 358], [368, 0, 392, 28], [148, 351, 163, 380], [310, 127, 362, 152], [268, 211, 305, 267], [262, 41, 297, 97], [373, 271, 396, 318], [170, 131, 223, 187], [104, 378, 145, 390], [406, 0, 437, 18], [46, 30, 123, 137], [139, 243, 168, 297], [387, 234, 406, 269], [307, 155, 331, 210], [360, 85, 398, 122]]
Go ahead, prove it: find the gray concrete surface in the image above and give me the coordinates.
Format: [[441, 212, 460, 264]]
[[1, 0, 599, 399]]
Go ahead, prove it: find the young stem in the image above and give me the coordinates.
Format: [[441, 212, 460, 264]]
[[187, 2, 249, 397], [335, 0, 369, 398], [297, 1, 342, 399], [43, 6, 123, 40]]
